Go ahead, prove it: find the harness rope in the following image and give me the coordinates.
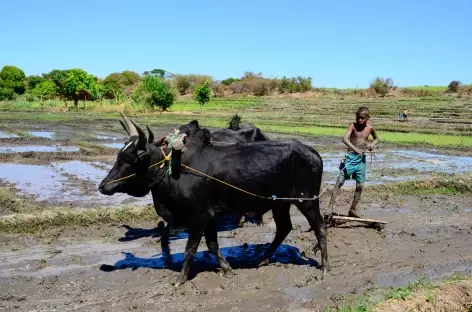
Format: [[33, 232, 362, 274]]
[[104, 138, 374, 202]]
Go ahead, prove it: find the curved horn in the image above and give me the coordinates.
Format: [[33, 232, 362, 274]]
[[130, 119, 147, 149], [119, 120, 130, 135], [146, 125, 155, 143], [120, 112, 138, 138]]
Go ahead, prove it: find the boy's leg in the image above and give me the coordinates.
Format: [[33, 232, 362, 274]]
[[328, 174, 346, 213], [349, 156, 366, 218], [348, 181, 364, 218]]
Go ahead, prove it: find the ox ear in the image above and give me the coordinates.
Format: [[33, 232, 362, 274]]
[[146, 125, 154, 143]]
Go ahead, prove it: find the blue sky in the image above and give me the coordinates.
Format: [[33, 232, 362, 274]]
[[1, 0, 470, 88]]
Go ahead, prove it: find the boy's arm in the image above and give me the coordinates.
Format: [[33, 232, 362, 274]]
[[342, 123, 364, 155], [367, 127, 380, 150]]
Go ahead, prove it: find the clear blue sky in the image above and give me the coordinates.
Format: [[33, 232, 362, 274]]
[[1, 0, 470, 88]]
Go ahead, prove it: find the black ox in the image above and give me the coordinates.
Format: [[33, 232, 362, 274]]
[[99, 114, 329, 286], [209, 119, 270, 226]]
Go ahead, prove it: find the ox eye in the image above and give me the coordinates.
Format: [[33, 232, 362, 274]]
[[125, 157, 133, 163]]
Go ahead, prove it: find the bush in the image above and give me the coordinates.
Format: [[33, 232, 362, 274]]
[[221, 77, 240, 86], [174, 75, 191, 95], [448, 80, 461, 93], [0, 65, 26, 97], [370, 77, 394, 97], [133, 75, 175, 111], [211, 83, 225, 97], [193, 80, 211, 111]]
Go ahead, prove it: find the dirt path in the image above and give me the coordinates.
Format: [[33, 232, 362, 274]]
[[1, 192, 471, 312]]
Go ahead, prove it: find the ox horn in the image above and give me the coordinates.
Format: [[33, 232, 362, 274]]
[[119, 120, 130, 136], [130, 119, 147, 149], [120, 112, 139, 138], [146, 125, 155, 143]]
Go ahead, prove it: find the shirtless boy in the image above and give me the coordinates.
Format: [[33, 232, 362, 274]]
[[328, 106, 380, 218]]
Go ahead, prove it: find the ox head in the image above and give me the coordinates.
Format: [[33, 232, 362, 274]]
[[98, 113, 157, 197]]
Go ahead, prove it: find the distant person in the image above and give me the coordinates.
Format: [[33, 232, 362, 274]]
[[398, 108, 409, 122], [328, 106, 380, 218]]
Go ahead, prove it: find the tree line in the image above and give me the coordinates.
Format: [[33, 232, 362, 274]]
[[0, 65, 469, 111]]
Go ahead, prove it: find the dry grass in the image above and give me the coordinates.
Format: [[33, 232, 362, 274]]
[[374, 279, 472, 312]]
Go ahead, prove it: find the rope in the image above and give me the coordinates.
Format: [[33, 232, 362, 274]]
[[103, 135, 376, 204]]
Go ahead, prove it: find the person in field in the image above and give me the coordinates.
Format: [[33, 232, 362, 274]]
[[328, 106, 380, 218]]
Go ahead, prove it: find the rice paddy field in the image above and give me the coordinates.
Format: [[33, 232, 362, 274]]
[[1, 94, 472, 311]]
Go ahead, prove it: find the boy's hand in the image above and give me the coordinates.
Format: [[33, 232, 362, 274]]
[[366, 144, 375, 151], [355, 148, 364, 155]]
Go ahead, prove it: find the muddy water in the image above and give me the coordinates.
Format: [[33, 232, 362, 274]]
[[0, 145, 80, 153], [0, 130, 19, 138], [0, 161, 150, 207], [320, 149, 472, 185]]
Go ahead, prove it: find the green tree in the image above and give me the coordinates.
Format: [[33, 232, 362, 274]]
[[32, 81, 56, 109], [143, 69, 166, 78], [0, 65, 26, 96], [193, 80, 211, 111], [27, 75, 45, 90], [133, 75, 175, 111], [42, 69, 69, 104], [62, 69, 99, 109]]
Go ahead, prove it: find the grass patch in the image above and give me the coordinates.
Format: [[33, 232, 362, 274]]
[[328, 274, 472, 311], [0, 187, 32, 215], [366, 173, 472, 196], [0, 205, 158, 234]]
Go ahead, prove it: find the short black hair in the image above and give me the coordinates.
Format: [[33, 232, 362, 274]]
[[356, 106, 370, 116]]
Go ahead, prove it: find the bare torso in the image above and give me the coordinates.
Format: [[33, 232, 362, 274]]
[[347, 122, 373, 152]]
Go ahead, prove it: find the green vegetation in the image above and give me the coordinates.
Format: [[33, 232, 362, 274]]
[[193, 80, 212, 111], [366, 173, 472, 196], [0, 205, 157, 234], [328, 274, 472, 312]]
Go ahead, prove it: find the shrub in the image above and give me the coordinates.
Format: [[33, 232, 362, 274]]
[[370, 77, 394, 97], [448, 80, 461, 93], [193, 80, 211, 111], [174, 74, 191, 95], [133, 75, 175, 111], [211, 83, 225, 97]]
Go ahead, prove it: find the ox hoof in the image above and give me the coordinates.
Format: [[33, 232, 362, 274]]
[[258, 259, 270, 267], [224, 270, 235, 278], [172, 279, 186, 288]]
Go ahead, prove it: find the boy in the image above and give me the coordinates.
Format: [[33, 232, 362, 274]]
[[328, 106, 379, 218]]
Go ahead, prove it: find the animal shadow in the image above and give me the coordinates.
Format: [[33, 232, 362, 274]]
[[118, 213, 261, 243], [100, 243, 318, 280]]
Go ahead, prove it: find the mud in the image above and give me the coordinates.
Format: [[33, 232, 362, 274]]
[[1, 117, 472, 311], [0, 192, 471, 311]]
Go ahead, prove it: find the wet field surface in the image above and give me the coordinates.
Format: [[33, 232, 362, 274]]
[[0, 118, 471, 311]]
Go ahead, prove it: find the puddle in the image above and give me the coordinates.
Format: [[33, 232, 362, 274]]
[[0, 161, 150, 207], [0, 145, 80, 153], [320, 149, 472, 186], [29, 131, 54, 139], [103, 143, 124, 149], [0, 130, 19, 138], [96, 134, 123, 141]]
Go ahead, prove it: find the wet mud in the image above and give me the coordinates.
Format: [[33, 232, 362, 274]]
[[1, 118, 472, 311]]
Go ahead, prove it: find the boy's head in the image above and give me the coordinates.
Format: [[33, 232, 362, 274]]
[[356, 106, 370, 125]]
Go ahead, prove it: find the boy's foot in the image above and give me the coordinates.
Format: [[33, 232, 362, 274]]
[[348, 209, 362, 218]]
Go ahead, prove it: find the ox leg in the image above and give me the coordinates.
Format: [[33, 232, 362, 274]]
[[259, 204, 292, 267], [204, 220, 233, 277], [296, 199, 329, 275], [175, 229, 203, 287]]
